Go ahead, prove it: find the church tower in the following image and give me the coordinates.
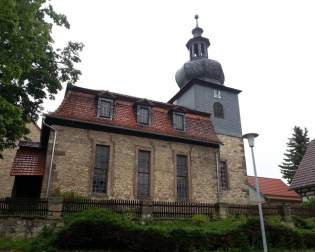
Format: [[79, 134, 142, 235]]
[[169, 15, 249, 203]]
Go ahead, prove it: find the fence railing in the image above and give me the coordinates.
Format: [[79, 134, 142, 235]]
[[62, 198, 142, 218], [1, 197, 315, 220], [152, 201, 217, 219], [0, 198, 48, 217], [227, 204, 283, 217]]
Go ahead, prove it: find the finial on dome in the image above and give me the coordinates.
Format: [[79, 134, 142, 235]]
[[195, 14, 199, 27], [192, 14, 203, 37]]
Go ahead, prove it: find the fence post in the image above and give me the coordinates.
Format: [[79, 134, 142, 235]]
[[48, 197, 63, 219], [141, 200, 153, 223], [281, 203, 292, 223], [217, 203, 228, 219]]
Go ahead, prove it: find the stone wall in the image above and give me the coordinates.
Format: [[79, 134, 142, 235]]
[[0, 122, 40, 198], [0, 217, 61, 239], [43, 125, 220, 203], [217, 134, 249, 204]]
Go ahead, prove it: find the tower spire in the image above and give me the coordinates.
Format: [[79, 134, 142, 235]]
[[195, 14, 199, 28]]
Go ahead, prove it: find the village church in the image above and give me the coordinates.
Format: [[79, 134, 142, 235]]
[[0, 16, 249, 204]]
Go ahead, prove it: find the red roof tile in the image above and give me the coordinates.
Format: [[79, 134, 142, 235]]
[[290, 139, 315, 190], [49, 85, 220, 145], [247, 176, 302, 201], [11, 145, 45, 176]]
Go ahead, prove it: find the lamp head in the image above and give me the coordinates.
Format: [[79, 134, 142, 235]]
[[242, 133, 259, 147]]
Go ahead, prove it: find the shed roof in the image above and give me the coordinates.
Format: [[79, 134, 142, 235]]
[[247, 176, 302, 202], [10, 143, 45, 176]]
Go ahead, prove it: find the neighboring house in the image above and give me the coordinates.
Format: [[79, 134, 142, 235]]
[[290, 139, 315, 196], [247, 176, 302, 205], [0, 122, 41, 198], [4, 17, 250, 204]]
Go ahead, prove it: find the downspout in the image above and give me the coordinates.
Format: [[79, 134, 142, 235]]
[[42, 119, 57, 198], [215, 149, 221, 203]]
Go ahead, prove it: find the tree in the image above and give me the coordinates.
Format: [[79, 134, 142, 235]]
[[0, 0, 83, 156], [279, 126, 310, 184]]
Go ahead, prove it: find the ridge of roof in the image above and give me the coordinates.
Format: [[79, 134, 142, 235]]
[[66, 84, 211, 117]]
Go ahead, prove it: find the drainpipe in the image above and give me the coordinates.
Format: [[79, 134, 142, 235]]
[[42, 119, 57, 198], [215, 149, 221, 202]]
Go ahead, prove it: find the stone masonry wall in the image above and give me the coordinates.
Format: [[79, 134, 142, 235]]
[[42, 125, 220, 203], [0, 123, 40, 198], [217, 134, 249, 204], [0, 217, 61, 239]]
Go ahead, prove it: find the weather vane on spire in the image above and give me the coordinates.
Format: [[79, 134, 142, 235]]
[[194, 14, 199, 27]]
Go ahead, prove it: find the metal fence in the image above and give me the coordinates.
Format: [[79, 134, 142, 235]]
[[0, 198, 48, 217], [1, 197, 315, 220], [62, 198, 142, 218], [152, 201, 218, 219]]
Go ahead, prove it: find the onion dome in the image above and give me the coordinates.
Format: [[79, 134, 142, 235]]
[[175, 15, 225, 88]]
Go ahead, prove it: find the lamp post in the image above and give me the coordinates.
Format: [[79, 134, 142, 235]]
[[243, 133, 268, 252]]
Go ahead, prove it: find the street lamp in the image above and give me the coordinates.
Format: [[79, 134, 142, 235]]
[[243, 133, 268, 252]]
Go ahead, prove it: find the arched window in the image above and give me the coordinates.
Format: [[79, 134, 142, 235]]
[[213, 102, 224, 118]]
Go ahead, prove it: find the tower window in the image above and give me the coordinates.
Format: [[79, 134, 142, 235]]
[[214, 89, 222, 99], [219, 161, 229, 191], [213, 102, 224, 118], [193, 44, 198, 57], [98, 98, 113, 119], [201, 44, 205, 56], [137, 106, 150, 125], [173, 112, 185, 131]]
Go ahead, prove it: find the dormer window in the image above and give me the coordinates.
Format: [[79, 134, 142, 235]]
[[137, 105, 150, 125], [97, 98, 113, 119], [173, 112, 185, 131]]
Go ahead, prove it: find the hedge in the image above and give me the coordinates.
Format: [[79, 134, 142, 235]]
[[27, 209, 315, 252]]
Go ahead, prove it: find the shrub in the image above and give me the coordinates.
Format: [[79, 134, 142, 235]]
[[192, 214, 209, 225], [28, 209, 315, 252]]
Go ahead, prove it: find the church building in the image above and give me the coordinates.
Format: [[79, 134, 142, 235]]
[[1, 16, 249, 204]]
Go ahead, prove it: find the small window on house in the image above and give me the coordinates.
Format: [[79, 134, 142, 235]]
[[98, 98, 113, 119], [92, 145, 110, 194], [173, 112, 185, 131], [137, 106, 150, 125], [176, 155, 188, 201], [137, 150, 151, 199], [213, 102, 224, 118], [214, 89, 222, 99], [219, 161, 228, 191]]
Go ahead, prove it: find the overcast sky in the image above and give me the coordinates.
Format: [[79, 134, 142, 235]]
[[44, 0, 315, 181]]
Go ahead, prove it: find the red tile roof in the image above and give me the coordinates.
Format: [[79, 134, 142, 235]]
[[11, 144, 45, 176], [290, 139, 315, 190], [247, 176, 302, 202], [48, 85, 220, 146]]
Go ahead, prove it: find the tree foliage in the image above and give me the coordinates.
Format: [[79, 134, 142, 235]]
[[279, 126, 310, 184], [0, 0, 83, 156]]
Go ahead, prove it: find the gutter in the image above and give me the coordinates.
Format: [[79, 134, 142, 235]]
[[42, 118, 57, 198]]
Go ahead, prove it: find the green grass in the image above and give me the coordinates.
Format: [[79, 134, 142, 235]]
[[0, 239, 32, 251]]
